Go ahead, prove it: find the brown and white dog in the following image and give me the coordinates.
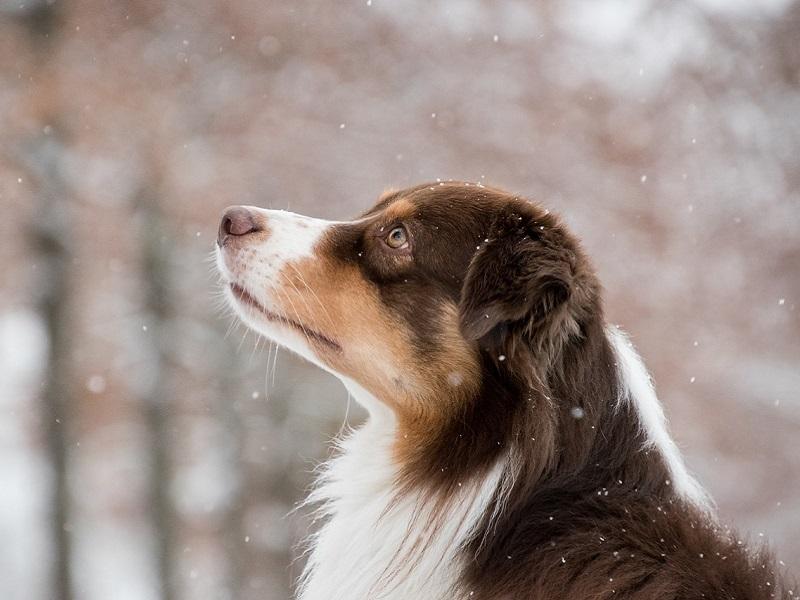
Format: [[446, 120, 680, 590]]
[[215, 182, 792, 600]]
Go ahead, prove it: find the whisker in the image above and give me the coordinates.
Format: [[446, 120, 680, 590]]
[[336, 389, 353, 440], [249, 333, 263, 365], [274, 282, 314, 349], [224, 314, 241, 340], [286, 263, 336, 330], [271, 342, 280, 388], [283, 270, 329, 332], [237, 326, 249, 353], [264, 340, 275, 401]]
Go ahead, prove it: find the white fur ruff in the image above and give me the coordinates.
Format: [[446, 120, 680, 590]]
[[297, 385, 503, 600]]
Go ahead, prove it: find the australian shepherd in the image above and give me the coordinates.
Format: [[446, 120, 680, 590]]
[[215, 182, 792, 599]]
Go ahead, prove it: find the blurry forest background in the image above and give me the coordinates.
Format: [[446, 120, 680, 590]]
[[1, 1, 799, 599]]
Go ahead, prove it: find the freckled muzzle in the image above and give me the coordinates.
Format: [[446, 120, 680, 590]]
[[214, 198, 481, 420], [216, 205, 347, 363], [215, 205, 331, 283]]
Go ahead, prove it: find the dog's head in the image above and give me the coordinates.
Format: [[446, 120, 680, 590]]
[[216, 182, 597, 429]]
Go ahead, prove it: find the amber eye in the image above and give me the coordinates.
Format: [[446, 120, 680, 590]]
[[385, 225, 409, 249]]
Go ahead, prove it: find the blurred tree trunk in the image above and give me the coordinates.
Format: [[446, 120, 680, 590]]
[[217, 344, 247, 600], [136, 186, 178, 600], [18, 3, 74, 600], [29, 136, 75, 600]]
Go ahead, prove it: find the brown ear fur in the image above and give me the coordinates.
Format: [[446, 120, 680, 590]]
[[458, 200, 589, 368]]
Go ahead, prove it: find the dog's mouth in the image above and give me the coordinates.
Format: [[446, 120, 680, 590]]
[[229, 283, 342, 353]]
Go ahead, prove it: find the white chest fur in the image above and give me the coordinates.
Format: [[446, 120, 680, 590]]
[[298, 413, 502, 600]]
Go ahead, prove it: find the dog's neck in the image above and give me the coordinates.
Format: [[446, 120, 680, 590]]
[[297, 330, 710, 600], [298, 381, 504, 600]]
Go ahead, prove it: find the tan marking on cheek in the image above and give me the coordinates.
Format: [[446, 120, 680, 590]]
[[393, 303, 482, 460], [275, 257, 420, 409], [275, 256, 482, 455], [430, 303, 481, 397]]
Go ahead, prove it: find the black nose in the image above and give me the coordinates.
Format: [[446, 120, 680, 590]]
[[218, 206, 260, 246]]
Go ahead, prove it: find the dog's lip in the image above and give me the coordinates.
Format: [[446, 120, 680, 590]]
[[229, 283, 342, 353]]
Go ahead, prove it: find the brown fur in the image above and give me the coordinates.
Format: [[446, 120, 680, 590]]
[[232, 182, 795, 599]]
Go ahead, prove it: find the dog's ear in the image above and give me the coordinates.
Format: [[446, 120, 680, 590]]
[[458, 204, 574, 347]]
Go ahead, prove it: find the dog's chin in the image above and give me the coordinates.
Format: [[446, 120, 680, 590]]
[[222, 282, 343, 374], [224, 283, 291, 339], [226, 289, 274, 335]]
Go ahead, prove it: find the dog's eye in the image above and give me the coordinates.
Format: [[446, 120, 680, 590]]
[[385, 225, 409, 249]]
